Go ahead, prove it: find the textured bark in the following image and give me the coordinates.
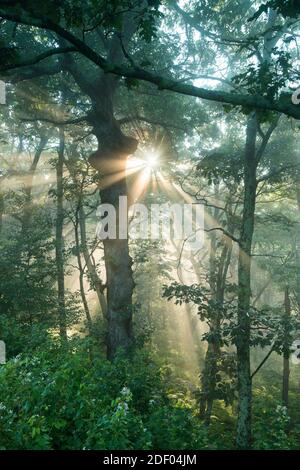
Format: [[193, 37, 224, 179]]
[[56, 127, 67, 341], [236, 9, 279, 448], [236, 113, 258, 449], [100, 164, 135, 360], [65, 51, 138, 359], [89, 123, 137, 359]]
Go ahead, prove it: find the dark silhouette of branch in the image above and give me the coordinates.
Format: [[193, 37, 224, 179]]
[[0, 47, 76, 72], [251, 343, 276, 379], [255, 115, 281, 163], [204, 227, 240, 245], [1, 5, 300, 119], [18, 116, 88, 126]]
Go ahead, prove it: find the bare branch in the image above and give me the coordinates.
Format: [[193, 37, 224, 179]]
[[204, 227, 240, 245], [0, 46, 76, 72], [18, 115, 89, 126]]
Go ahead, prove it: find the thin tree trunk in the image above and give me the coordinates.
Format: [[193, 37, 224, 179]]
[[0, 190, 3, 235], [199, 197, 234, 425], [56, 126, 67, 341], [252, 277, 272, 307], [74, 213, 93, 335], [282, 286, 291, 408], [62, 150, 108, 320], [78, 205, 108, 318], [200, 233, 218, 423], [295, 186, 300, 310], [21, 135, 48, 233]]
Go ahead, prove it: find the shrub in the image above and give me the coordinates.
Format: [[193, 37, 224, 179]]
[[0, 338, 208, 450]]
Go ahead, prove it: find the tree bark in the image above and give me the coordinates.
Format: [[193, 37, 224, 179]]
[[101, 172, 135, 359], [56, 126, 67, 341], [295, 185, 300, 310], [236, 9, 279, 448], [0, 189, 3, 235], [236, 112, 258, 449], [89, 123, 137, 359], [282, 286, 291, 408]]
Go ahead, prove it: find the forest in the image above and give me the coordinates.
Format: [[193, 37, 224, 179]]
[[0, 0, 300, 454]]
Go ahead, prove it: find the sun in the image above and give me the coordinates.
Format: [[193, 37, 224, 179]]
[[126, 148, 160, 173], [144, 151, 159, 169]]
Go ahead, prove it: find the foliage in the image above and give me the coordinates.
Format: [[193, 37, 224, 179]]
[[0, 0, 300, 452], [252, 388, 300, 449], [0, 339, 208, 450], [250, 1, 300, 21]]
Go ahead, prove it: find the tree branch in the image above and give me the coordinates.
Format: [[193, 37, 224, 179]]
[[0, 46, 76, 72], [257, 163, 300, 183], [18, 115, 88, 126], [251, 343, 276, 379], [255, 115, 281, 163], [204, 227, 240, 245], [1, 4, 300, 119]]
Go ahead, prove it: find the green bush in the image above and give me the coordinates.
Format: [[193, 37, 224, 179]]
[[0, 338, 207, 450], [253, 387, 298, 450]]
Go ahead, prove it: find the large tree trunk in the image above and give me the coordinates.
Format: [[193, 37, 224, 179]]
[[89, 124, 137, 359], [60, 11, 140, 358], [236, 113, 258, 449], [100, 174, 135, 359], [236, 9, 279, 447]]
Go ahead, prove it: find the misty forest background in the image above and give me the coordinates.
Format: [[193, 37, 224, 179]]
[[1, 0, 300, 451]]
